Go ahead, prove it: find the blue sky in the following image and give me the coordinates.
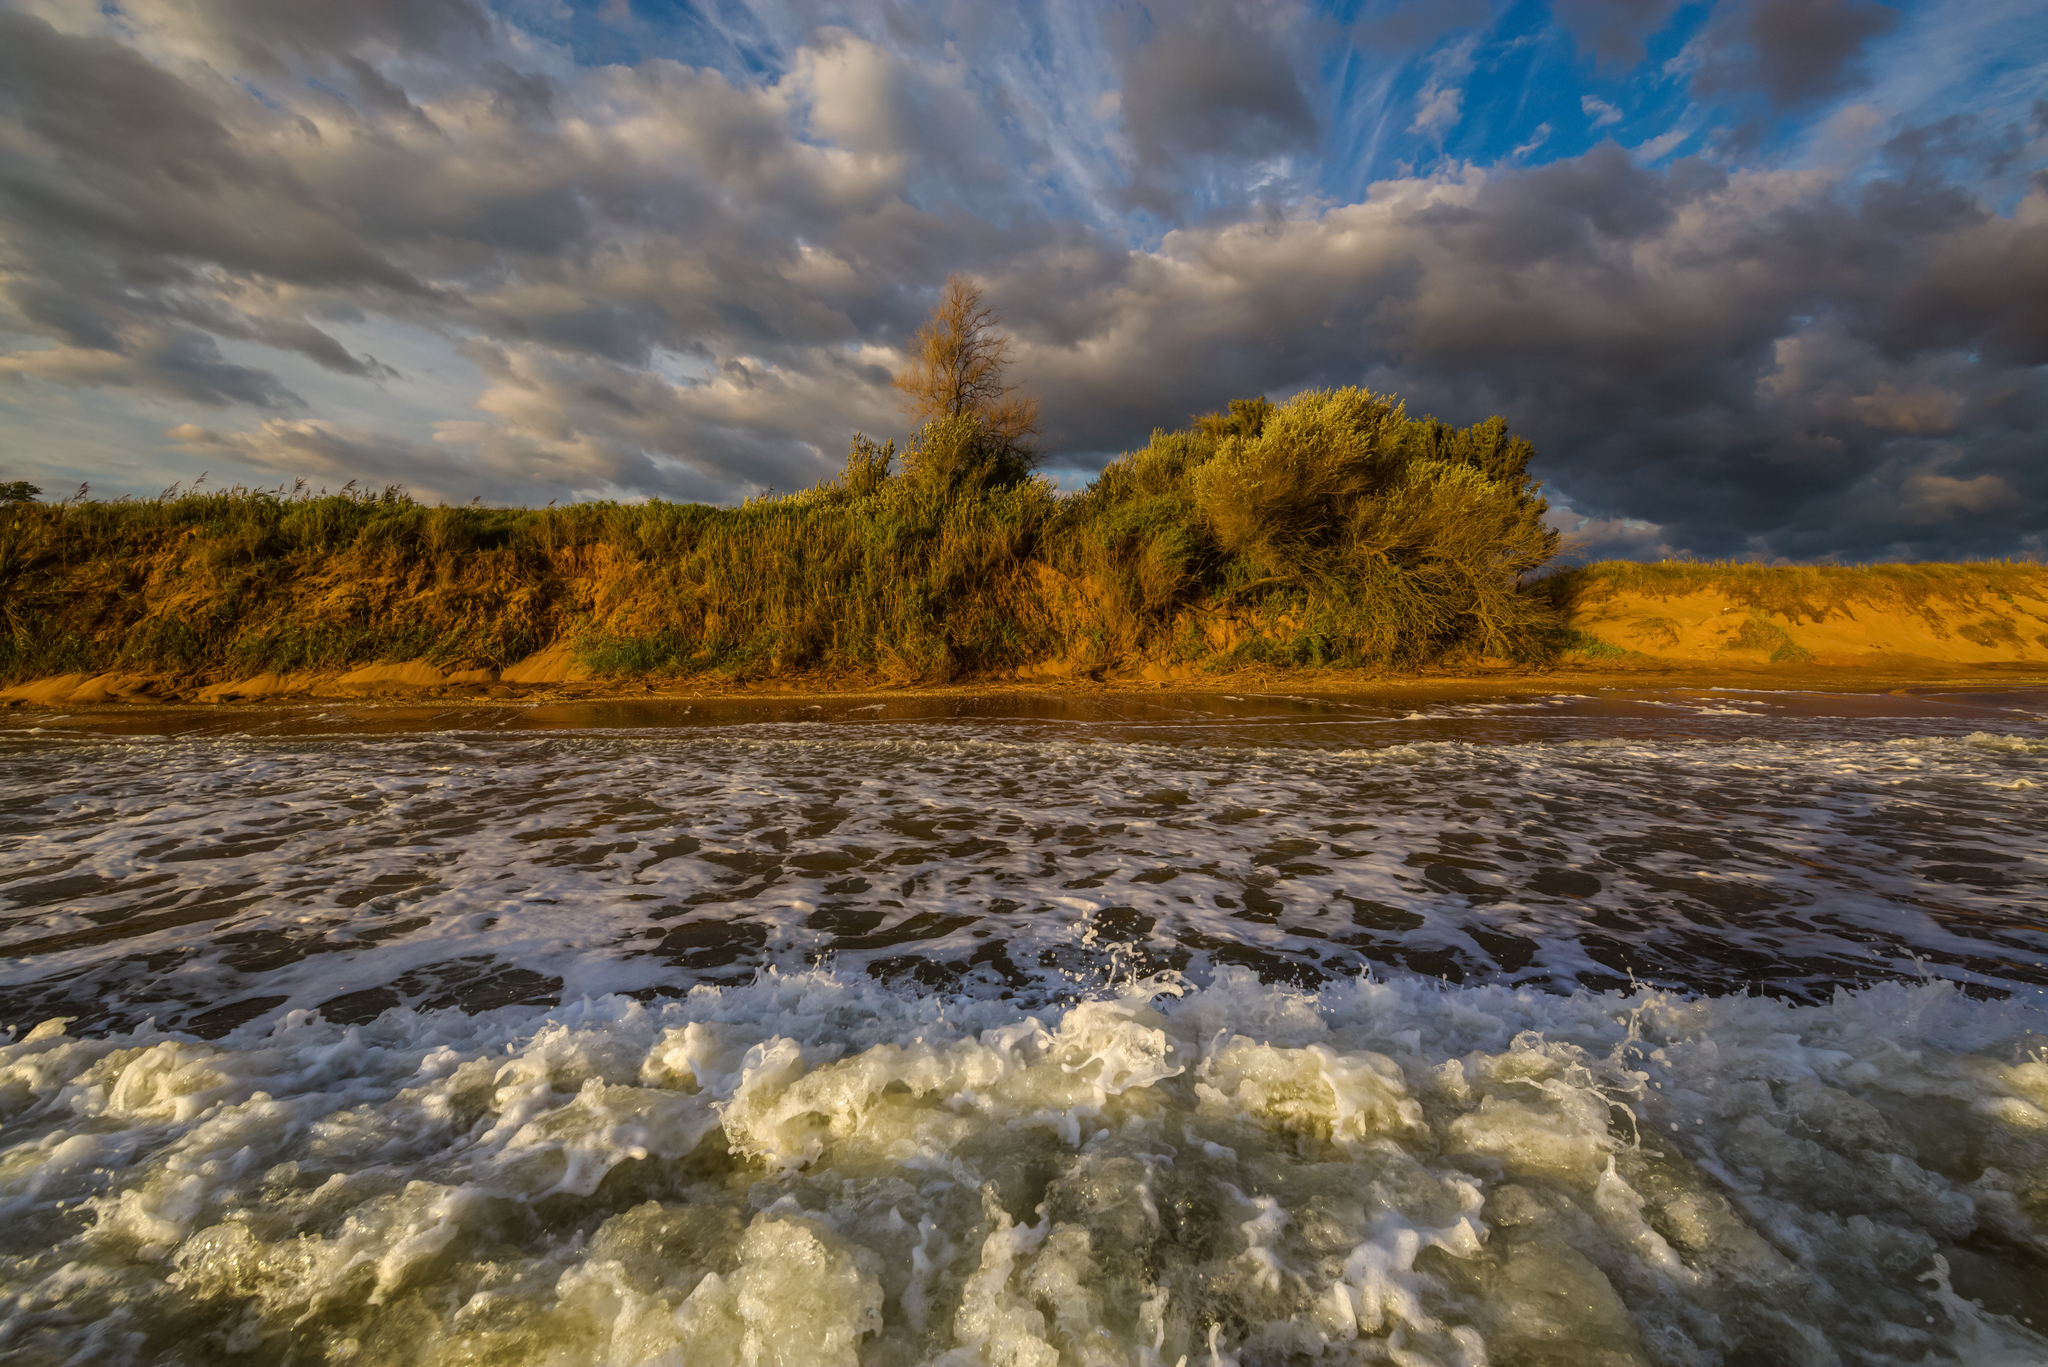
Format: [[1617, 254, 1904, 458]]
[[0, 0, 2043, 559]]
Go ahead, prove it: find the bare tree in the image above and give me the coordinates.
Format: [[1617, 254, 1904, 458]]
[[892, 274, 1040, 449]]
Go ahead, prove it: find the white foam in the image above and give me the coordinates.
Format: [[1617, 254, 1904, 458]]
[[1, 697, 2044, 1359], [0, 972, 2042, 1363], [3, 719, 2045, 1033]]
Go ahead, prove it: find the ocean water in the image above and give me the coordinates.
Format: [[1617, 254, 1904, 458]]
[[1, 686, 2044, 1365]]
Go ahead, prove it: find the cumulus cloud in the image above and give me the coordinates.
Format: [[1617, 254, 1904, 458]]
[[1114, 7, 1318, 213], [1892, 464, 2017, 524], [1122, 15, 1315, 165], [1547, 506, 1688, 562], [995, 144, 2047, 559], [449, 333, 901, 499], [1551, 0, 1688, 68]]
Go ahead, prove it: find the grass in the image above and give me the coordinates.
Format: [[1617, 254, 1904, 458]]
[[1556, 630, 1631, 660], [0, 390, 1568, 687]]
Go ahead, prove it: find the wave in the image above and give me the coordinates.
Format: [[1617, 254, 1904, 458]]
[[2, 970, 2043, 1365]]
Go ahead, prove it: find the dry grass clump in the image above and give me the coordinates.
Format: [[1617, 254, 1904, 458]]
[[0, 388, 1565, 686]]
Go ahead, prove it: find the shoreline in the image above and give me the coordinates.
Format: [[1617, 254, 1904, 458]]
[[7, 656, 2047, 719]]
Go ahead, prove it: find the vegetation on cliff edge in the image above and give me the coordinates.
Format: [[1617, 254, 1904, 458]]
[[0, 386, 1561, 686]]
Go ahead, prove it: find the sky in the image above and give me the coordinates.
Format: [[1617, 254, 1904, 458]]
[[0, 0, 2042, 560]]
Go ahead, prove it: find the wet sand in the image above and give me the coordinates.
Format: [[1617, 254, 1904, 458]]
[[8, 658, 2048, 743]]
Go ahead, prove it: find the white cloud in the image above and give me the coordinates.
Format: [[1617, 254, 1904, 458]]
[[1408, 38, 1475, 139], [1581, 94, 1624, 127], [1545, 505, 1685, 561], [1630, 125, 1692, 161], [1409, 82, 1464, 137]]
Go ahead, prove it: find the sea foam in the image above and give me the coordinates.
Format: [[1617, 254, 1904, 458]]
[[1, 970, 2042, 1364]]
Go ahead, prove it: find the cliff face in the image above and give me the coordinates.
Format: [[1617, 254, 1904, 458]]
[[6, 560, 2046, 709], [1551, 563, 2048, 670]]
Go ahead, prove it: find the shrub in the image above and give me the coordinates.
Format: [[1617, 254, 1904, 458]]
[[1080, 387, 1560, 665]]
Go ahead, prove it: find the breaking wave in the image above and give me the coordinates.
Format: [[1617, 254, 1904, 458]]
[[3, 970, 2044, 1365]]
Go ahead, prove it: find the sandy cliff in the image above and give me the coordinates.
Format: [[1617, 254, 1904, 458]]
[[1552, 562, 2048, 672]]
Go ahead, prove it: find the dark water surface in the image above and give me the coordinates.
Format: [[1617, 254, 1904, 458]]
[[1, 687, 2044, 1364], [5, 685, 2044, 1032]]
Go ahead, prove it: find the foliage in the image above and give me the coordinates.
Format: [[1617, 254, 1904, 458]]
[[838, 434, 895, 499], [0, 390, 1573, 686], [1084, 387, 1560, 665], [1194, 397, 1274, 442], [1558, 630, 1630, 659], [0, 480, 40, 504]]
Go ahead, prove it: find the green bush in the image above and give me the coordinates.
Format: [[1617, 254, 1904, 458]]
[[1078, 387, 1559, 666]]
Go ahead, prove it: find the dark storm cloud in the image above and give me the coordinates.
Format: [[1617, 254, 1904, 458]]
[[0, 13, 426, 293], [1349, 0, 1491, 52], [1000, 141, 2048, 559], [0, 9, 423, 406], [1120, 14, 1318, 172], [1688, 0, 1902, 109], [1549, 0, 1687, 67], [1859, 121, 2048, 368]]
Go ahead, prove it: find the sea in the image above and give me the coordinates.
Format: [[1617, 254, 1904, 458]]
[[1, 685, 2044, 1366]]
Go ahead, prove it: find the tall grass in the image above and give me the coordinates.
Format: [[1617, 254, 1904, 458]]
[[0, 389, 1567, 686]]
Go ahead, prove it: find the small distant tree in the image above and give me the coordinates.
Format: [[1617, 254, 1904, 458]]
[[0, 480, 40, 504], [893, 275, 1040, 452]]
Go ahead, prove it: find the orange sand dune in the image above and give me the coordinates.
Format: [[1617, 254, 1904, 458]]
[[1555, 562, 2048, 671]]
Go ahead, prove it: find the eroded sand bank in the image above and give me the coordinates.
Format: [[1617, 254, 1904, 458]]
[[6, 563, 2047, 709]]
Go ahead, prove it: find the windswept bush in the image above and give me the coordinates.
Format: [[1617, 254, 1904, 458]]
[[1075, 388, 1558, 665]]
